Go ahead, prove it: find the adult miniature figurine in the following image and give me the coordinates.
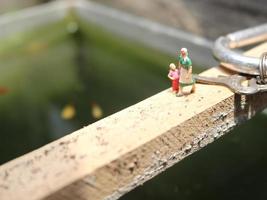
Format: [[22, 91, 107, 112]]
[[176, 48, 196, 96], [168, 63, 180, 94]]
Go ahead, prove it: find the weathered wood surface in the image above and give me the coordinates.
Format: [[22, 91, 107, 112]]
[[0, 44, 267, 200]]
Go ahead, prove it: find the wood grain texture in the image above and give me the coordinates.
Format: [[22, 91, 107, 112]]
[[1, 44, 267, 200]]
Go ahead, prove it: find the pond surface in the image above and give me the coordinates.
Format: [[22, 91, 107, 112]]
[[0, 16, 177, 164], [0, 13, 267, 200]]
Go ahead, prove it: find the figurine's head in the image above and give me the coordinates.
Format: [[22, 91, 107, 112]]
[[169, 63, 176, 70], [180, 48, 188, 57]]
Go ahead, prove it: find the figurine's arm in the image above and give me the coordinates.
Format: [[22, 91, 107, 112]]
[[188, 66, 192, 74], [178, 62, 181, 69], [168, 73, 174, 80], [185, 66, 192, 79]]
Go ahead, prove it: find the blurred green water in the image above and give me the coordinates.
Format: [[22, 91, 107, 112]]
[[0, 14, 267, 200], [0, 17, 177, 164]]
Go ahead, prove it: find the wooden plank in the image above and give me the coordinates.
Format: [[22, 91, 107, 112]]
[[1, 43, 267, 200]]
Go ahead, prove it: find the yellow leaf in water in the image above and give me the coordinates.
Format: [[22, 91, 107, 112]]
[[61, 104, 76, 120], [92, 103, 103, 119]]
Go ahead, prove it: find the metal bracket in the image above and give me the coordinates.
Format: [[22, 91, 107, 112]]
[[213, 23, 267, 76]]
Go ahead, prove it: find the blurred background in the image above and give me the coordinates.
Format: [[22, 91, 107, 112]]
[[0, 0, 267, 199]]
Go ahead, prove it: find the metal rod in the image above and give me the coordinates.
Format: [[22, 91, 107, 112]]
[[213, 23, 267, 75]]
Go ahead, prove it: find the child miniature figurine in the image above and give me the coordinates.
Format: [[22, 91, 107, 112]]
[[176, 48, 196, 96], [168, 63, 180, 94]]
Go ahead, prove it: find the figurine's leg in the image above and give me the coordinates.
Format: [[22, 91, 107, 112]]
[[173, 80, 179, 94], [191, 84, 196, 93], [176, 85, 183, 97]]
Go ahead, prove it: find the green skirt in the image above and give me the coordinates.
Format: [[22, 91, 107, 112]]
[[179, 78, 195, 87]]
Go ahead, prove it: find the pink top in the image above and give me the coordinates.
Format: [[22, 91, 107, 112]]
[[168, 69, 179, 80]]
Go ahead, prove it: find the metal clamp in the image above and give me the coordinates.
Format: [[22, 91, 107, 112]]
[[213, 23, 267, 76], [196, 24, 267, 95], [194, 74, 267, 95], [258, 52, 267, 84]]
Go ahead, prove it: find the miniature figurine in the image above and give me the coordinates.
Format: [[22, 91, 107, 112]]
[[168, 63, 180, 94], [176, 48, 196, 96]]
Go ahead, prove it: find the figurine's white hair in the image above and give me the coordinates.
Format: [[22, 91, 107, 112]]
[[181, 48, 188, 53], [169, 63, 176, 69]]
